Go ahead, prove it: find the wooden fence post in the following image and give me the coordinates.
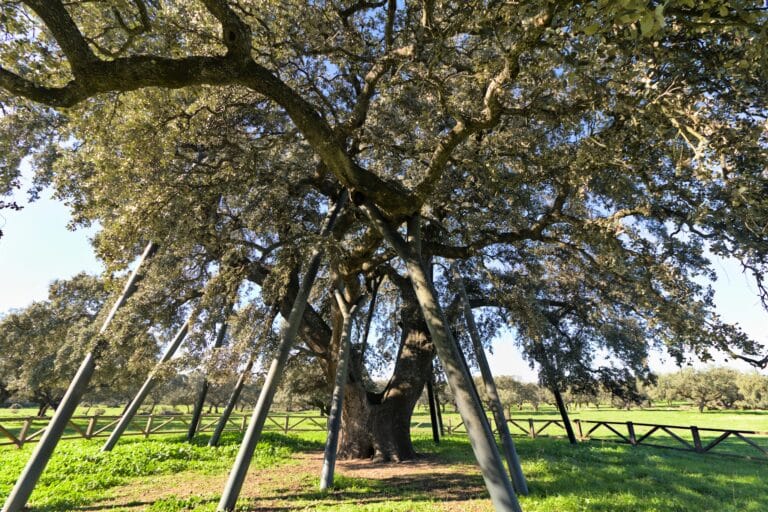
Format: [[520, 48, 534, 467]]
[[574, 419, 583, 441], [240, 415, 247, 432], [691, 426, 703, 453], [85, 417, 97, 440], [627, 422, 637, 446], [144, 416, 153, 438], [18, 419, 33, 448], [528, 419, 536, 439]]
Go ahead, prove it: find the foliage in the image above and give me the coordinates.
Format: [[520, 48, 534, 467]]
[[491, 376, 552, 413], [274, 353, 331, 413], [0, 273, 157, 410], [490, 370, 768, 414], [663, 367, 743, 412], [737, 372, 768, 409]]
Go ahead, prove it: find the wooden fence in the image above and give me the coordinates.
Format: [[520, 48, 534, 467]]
[[574, 419, 768, 460], [1, 413, 766, 461], [0, 413, 328, 449], [444, 417, 768, 461]]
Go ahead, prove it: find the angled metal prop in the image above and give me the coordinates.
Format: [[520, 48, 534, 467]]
[[2, 241, 158, 512]]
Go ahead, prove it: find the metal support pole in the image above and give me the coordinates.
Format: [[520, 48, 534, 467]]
[[2, 241, 157, 512], [209, 307, 278, 448], [217, 193, 346, 512], [434, 376, 445, 437], [102, 319, 190, 451], [188, 314, 230, 441], [453, 268, 529, 495], [359, 201, 521, 512], [427, 362, 440, 444], [319, 291, 357, 490], [552, 385, 576, 445], [187, 380, 209, 441], [209, 363, 250, 447]]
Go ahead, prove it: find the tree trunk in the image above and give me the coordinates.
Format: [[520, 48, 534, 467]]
[[338, 279, 434, 462], [427, 365, 440, 444]]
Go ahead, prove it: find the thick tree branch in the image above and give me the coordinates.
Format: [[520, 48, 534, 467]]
[[244, 259, 332, 356], [3, 3, 419, 217], [338, 0, 387, 25], [342, 45, 414, 135], [199, 0, 252, 60], [1, 58, 415, 217], [22, 0, 97, 76]]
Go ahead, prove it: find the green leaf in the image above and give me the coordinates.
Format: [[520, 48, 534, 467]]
[[639, 13, 655, 36], [584, 24, 601, 36]]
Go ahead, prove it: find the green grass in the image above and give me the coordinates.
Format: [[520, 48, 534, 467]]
[[1, 406, 767, 511], [515, 437, 766, 512], [1, 430, 766, 511], [0, 432, 320, 511], [415, 435, 768, 512]]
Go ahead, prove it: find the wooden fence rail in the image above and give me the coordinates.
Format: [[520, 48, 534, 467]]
[[0, 413, 329, 449], [572, 419, 768, 460], [442, 417, 767, 461], [1, 414, 765, 461]]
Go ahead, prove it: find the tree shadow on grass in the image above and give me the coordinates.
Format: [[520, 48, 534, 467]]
[[521, 439, 768, 512], [244, 473, 488, 510]]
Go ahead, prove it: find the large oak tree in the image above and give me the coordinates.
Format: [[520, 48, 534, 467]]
[[1, 0, 766, 474]]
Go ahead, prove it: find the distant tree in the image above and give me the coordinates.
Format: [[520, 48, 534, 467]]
[[274, 354, 331, 414], [566, 389, 600, 410], [494, 376, 524, 416], [736, 373, 768, 410], [0, 274, 157, 414], [672, 367, 743, 412], [158, 374, 198, 414], [649, 374, 678, 407], [0, 367, 11, 406], [492, 376, 552, 414]]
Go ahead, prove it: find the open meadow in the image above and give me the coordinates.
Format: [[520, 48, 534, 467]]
[[1, 405, 766, 511]]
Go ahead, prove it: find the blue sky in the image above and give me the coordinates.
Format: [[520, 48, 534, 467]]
[[1, 181, 766, 382]]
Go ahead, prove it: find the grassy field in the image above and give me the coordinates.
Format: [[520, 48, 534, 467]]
[[5, 403, 768, 431], [0, 413, 766, 512], [409, 403, 768, 431], [2, 404, 767, 457]]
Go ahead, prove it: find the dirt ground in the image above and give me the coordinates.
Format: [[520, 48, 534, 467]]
[[94, 449, 493, 511]]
